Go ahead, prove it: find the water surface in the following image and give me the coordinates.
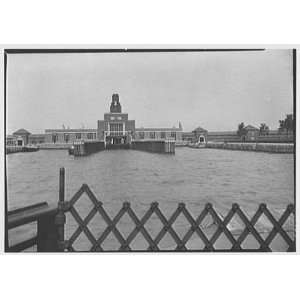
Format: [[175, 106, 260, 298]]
[[7, 148, 294, 250]]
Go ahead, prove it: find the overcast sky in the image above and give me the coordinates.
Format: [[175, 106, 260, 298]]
[[6, 49, 293, 134]]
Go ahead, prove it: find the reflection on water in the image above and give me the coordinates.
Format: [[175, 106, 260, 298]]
[[7, 148, 294, 250]]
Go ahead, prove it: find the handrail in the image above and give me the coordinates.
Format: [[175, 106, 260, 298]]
[[8, 202, 57, 229], [7, 202, 59, 252]]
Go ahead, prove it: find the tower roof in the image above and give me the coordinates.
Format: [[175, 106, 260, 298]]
[[110, 93, 122, 113]]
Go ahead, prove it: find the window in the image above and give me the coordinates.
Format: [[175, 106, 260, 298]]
[[117, 116, 122, 120], [160, 132, 166, 139], [87, 133, 94, 139], [139, 132, 145, 139], [64, 134, 69, 143], [171, 132, 176, 140], [52, 134, 57, 143], [75, 133, 82, 139], [110, 116, 115, 120], [110, 123, 123, 132], [150, 132, 156, 139], [7, 139, 14, 146]]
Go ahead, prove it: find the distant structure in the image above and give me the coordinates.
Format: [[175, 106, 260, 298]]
[[7, 94, 293, 148], [97, 94, 183, 145], [39, 94, 183, 147], [6, 129, 45, 146], [6, 129, 31, 146], [110, 94, 122, 113], [44, 129, 97, 144], [182, 125, 259, 143], [13, 128, 31, 146], [97, 94, 135, 145], [244, 125, 259, 141], [135, 124, 182, 141]]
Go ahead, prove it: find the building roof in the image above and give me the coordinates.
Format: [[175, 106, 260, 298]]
[[182, 132, 194, 136], [245, 125, 259, 131], [192, 126, 207, 133], [45, 129, 96, 133], [30, 134, 46, 138], [208, 131, 237, 136], [13, 128, 31, 135], [136, 127, 182, 132]]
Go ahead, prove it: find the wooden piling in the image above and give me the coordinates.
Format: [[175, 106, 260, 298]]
[[55, 167, 66, 251]]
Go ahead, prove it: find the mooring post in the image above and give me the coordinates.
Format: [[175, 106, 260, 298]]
[[55, 167, 66, 251]]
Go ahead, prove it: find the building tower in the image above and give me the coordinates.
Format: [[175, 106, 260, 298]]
[[97, 94, 135, 147], [110, 94, 122, 113]]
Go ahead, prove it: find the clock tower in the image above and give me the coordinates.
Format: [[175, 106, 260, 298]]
[[110, 93, 122, 113]]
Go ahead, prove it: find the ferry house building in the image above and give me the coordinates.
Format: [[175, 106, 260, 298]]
[[7, 94, 290, 147], [44, 94, 183, 145]]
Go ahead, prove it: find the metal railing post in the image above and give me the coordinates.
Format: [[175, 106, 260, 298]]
[[55, 167, 66, 251]]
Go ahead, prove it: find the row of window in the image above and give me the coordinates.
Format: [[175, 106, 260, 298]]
[[51, 133, 96, 143], [110, 116, 123, 121], [109, 123, 123, 132], [138, 131, 177, 139], [6, 139, 15, 146]]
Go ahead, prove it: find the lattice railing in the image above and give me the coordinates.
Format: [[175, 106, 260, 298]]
[[55, 168, 295, 252]]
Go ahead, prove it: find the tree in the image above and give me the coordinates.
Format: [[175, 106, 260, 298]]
[[279, 114, 294, 135], [259, 123, 269, 136], [237, 122, 247, 139]]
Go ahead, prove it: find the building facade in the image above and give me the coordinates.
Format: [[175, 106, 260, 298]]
[[44, 129, 97, 144], [182, 126, 208, 143], [97, 94, 183, 145], [6, 129, 46, 146], [12, 129, 31, 146], [97, 94, 135, 145], [6, 135, 17, 146], [28, 134, 46, 145], [244, 125, 259, 141], [135, 126, 182, 141], [8, 94, 184, 147]]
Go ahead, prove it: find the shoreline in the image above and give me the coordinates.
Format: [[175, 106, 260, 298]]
[[203, 142, 294, 153]]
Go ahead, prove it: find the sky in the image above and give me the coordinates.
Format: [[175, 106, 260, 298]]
[[6, 49, 293, 134]]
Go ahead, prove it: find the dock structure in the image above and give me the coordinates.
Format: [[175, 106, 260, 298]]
[[70, 141, 105, 156], [206, 142, 294, 153], [70, 139, 175, 156], [131, 139, 175, 154], [6, 145, 39, 154]]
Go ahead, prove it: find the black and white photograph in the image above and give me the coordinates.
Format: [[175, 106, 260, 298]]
[[3, 48, 296, 252], [1, 1, 300, 299]]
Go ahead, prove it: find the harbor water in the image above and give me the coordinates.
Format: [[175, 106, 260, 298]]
[[7, 148, 294, 250]]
